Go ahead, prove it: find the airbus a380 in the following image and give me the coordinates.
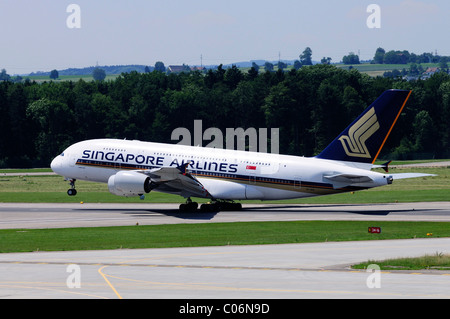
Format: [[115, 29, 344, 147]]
[[51, 89, 433, 212]]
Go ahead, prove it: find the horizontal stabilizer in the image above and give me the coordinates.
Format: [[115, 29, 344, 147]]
[[324, 174, 373, 184], [323, 173, 373, 189], [391, 173, 436, 180]]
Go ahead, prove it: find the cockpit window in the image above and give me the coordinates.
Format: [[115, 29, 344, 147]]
[[60, 152, 65, 156]]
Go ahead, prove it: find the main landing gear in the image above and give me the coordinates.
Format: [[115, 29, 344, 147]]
[[179, 198, 242, 212], [179, 198, 198, 212], [67, 179, 77, 196], [200, 201, 242, 212]]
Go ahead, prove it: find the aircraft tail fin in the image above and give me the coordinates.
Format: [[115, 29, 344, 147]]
[[316, 89, 411, 164]]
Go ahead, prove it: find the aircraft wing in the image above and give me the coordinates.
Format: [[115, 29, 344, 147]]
[[139, 164, 213, 198]]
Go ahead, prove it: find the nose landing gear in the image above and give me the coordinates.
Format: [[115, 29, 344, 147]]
[[67, 179, 77, 196]]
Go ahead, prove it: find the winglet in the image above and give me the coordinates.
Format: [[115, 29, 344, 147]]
[[316, 90, 412, 164]]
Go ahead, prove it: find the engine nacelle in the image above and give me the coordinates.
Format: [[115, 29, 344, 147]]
[[108, 171, 153, 197]]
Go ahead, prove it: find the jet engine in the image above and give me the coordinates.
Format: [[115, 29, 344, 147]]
[[108, 171, 154, 197]]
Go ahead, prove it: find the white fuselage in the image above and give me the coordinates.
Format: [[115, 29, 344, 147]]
[[51, 139, 391, 200]]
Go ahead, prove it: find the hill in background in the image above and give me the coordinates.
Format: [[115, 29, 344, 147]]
[[29, 65, 153, 77]]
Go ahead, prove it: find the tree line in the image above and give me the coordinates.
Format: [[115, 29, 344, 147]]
[[0, 64, 449, 168], [372, 47, 449, 65]]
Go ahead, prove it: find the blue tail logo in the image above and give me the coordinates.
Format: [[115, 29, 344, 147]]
[[338, 107, 380, 159], [317, 90, 411, 164]]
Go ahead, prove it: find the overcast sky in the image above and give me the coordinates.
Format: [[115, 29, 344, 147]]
[[1, 0, 449, 75]]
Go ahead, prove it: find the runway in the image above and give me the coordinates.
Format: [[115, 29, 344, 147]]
[[0, 202, 449, 300], [0, 238, 449, 299], [0, 201, 449, 229]]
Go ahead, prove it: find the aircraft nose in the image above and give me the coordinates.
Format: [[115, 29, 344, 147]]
[[50, 156, 62, 173]]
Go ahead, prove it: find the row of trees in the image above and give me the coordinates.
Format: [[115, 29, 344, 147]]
[[311, 47, 448, 66], [48, 67, 107, 81], [0, 64, 449, 168], [372, 48, 449, 65]]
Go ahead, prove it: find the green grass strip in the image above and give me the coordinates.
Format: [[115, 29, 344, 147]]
[[1, 221, 449, 253], [0, 166, 448, 203], [352, 253, 450, 271]]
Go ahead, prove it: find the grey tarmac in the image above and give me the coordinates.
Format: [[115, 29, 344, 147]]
[[0, 238, 449, 299], [0, 201, 449, 229], [0, 201, 449, 299]]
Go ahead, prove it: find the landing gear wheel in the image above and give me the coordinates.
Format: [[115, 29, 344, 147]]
[[200, 203, 219, 212], [179, 200, 198, 212], [200, 201, 242, 212], [232, 203, 242, 211], [67, 188, 77, 196], [67, 179, 77, 196]]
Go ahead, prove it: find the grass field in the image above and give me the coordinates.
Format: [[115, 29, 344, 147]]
[[352, 252, 450, 270], [0, 165, 448, 204], [335, 63, 440, 77], [23, 74, 119, 83], [1, 220, 449, 253]]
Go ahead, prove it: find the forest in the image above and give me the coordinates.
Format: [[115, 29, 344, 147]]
[[0, 64, 449, 168]]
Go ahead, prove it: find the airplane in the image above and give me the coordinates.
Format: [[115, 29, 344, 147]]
[[51, 89, 434, 212]]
